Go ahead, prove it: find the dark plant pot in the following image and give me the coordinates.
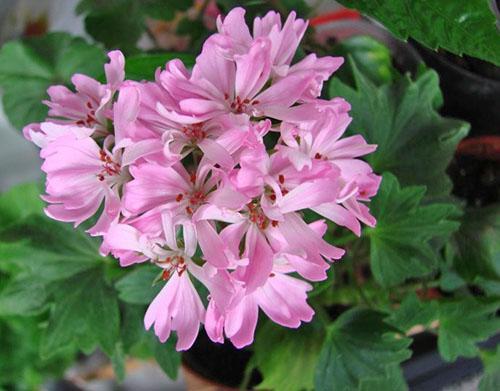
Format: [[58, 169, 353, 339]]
[[408, 42, 500, 206], [182, 332, 261, 389], [410, 41, 500, 138], [182, 331, 500, 390]]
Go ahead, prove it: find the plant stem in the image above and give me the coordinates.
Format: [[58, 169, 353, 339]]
[[311, 299, 331, 326], [348, 239, 374, 308], [239, 356, 257, 390]]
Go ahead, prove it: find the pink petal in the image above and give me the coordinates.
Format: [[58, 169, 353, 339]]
[[282, 252, 329, 281], [198, 138, 234, 169], [279, 178, 339, 214], [254, 71, 314, 118], [216, 7, 252, 50], [196, 220, 230, 268], [256, 273, 314, 328], [225, 295, 259, 348], [237, 224, 273, 292], [87, 187, 121, 236], [280, 212, 345, 260], [312, 203, 362, 236], [172, 273, 205, 351], [105, 50, 125, 89], [234, 38, 271, 99], [105, 223, 142, 252], [205, 300, 225, 343]]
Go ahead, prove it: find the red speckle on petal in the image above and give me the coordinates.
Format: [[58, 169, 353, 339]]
[[161, 269, 171, 280]]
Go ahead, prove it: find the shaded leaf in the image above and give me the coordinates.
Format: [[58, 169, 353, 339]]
[[41, 268, 120, 358], [452, 205, 500, 286], [368, 173, 461, 286], [78, 0, 197, 54], [480, 346, 500, 391], [336, 0, 500, 66], [0, 33, 105, 130], [385, 292, 438, 333], [0, 276, 47, 316], [359, 364, 408, 391], [0, 215, 102, 280], [0, 315, 75, 389], [125, 53, 196, 81], [0, 182, 43, 227], [315, 308, 411, 390], [438, 299, 500, 362], [330, 61, 469, 197], [111, 341, 126, 382], [151, 333, 181, 380], [255, 321, 323, 391], [333, 36, 395, 86], [115, 264, 162, 305], [83, 0, 144, 54]]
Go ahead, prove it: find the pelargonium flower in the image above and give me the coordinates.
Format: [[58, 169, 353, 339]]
[[40, 132, 126, 235], [23, 50, 125, 145], [25, 7, 380, 351], [106, 213, 205, 350]]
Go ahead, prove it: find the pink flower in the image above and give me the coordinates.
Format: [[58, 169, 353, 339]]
[[146, 271, 205, 350], [158, 36, 316, 121], [25, 8, 381, 351], [216, 8, 308, 75], [24, 50, 125, 143], [41, 133, 125, 235], [278, 99, 380, 235], [205, 268, 314, 348], [214, 7, 344, 102], [107, 214, 205, 350]]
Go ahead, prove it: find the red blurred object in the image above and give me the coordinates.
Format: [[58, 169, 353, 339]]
[[456, 136, 500, 161], [416, 287, 442, 300], [23, 15, 48, 37], [309, 9, 361, 27]]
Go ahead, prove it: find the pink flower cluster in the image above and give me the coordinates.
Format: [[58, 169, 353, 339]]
[[24, 8, 380, 351]]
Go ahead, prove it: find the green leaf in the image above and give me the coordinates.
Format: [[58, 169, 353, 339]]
[[141, 0, 192, 20], [336, 0, 500, 66], [0, 315, 76, 389], [0, 33, 106, 130], [125, 53, 196, 81], [120, 304, 148, 352], [281, 0, 312, 17], [452, 205, 500, 285], [480, 346, 500, 391], [41, 268, 120, 358], [330, 61, 469, 197], [0, 182, 43, 227], [0, 277, 47, 316], [359, 364, 408, 391], [151, 333, 181, 380], [111, 341, 126, 382], [439, 244, 467, 292], [368, 173, 461, 286], [438, 298, 500, 362], [78, 0, 198, 54], [315, 308, 411, 390], [115, 264, 163, 305], [83, 0, 144, 54], [255, 321, 324, 391], [385, 292, 438, 332], [0, 215, 102, 280], [333, 36, 395, 86], [176, 18, 209, 50]]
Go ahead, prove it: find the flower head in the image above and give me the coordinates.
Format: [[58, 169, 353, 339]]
[[25, 7, 380, 351]]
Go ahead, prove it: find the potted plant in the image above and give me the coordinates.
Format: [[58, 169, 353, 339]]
[[0, 1, 498, 390]]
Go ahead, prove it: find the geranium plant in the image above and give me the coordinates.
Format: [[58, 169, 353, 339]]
[[0, 1, 498, 390]]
